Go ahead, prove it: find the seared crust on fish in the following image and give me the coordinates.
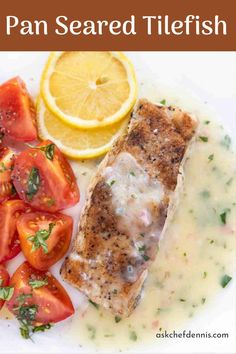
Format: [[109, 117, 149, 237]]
[[61, 99, 198, 317]]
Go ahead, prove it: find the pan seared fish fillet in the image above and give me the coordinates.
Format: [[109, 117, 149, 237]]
[[61, 99, 198, 317]]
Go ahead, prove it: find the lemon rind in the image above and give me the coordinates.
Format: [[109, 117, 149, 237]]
[[36, 97, 129, 160], [40, 51, 137, 129]]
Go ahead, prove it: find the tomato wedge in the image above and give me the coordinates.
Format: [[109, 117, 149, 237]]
[[12, 140, 80, 212], [17, 212, 73, 270], [0, 146, 15, 202], [7, 262, 74, 329], [0, 265, 10, 310], [0, 200, 31, 263], [0, 77, 37, 142]]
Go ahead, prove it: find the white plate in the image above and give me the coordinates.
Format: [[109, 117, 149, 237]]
[[0, 52, 235, 354]]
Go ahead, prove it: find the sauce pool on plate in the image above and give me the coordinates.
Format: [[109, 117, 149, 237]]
[[65, 117, 236, 351]]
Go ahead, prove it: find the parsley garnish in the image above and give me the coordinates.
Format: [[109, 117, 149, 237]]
[[221, 135, 231, 150], [89, 299, 99, 310], [17, 304, 38, 339], [221, 274, 232, 288], [208, 154, 214, 162], [130, 171, 135, 176], [29, 279, 48, 289], [87, 325, 96, 340], [200, 190, 210, 199], [47, 198, 55, 207], [204, 120, 210, 125], [115, 315, 121, 323], [16, 293, 32, 306], [199, 136, 208, 142], [107, 180, 116, 187], [27, 223, 55, 253], [26, 167, 40, 201], [142, 254, 150, 261], [160, 99, 166, 105], [32, 323, 52, 333], [14, 293, 52, 339], [179, 298, 186, 302], [26, 143, 55, 160], [40, 144, 55, 160], [203, 271, 207, 279], [138, 245, 146, 253], [129, 330, 137, 341], [226, 177, 233, 186], [220, 208, 230, 225], [0, 162, 7, 173], [201, 298, 206, 304], [0, 286, 14, 301]]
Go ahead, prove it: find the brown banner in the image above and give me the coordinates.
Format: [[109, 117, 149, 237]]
[[0, 0, 235, 50]]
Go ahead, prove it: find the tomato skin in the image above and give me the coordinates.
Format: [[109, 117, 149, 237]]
[[17, 212, 73, 271], [0, 265, 10, 310], [12, 140, 80, 212], [0, 77, 37, 142], [7, 262, 74, 324], [0, 200, 31, 263], [0, 146, 15, 203]]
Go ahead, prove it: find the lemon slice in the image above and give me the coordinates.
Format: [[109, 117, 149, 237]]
[[41, 51, 137, 129], [37, 97, 129, 159]]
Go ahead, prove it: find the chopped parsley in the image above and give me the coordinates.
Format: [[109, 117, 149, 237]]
[[0, 286, 14, 301], [220, 208, 230, 225], [13, 293, 52, 339], [204, 120, 210, 125], [142, 254, 150, 261], [16, 304, 38, 339], [129, 330, 137, 341], [226, 177, 233, 186], [138, 245, 146, 253], [89, 299, 99, 310], [16, 293, 32, 305], [129, 171, 135, 176], [29, 279, 48, 289], [26, 167, 40, 201], [160, 99, 166, 105], [199, 136, 208, 142], [203, 271, 207, 279], [27, 223, 55, 254], [200, 190, 210, 199], [208, 154, 214, 162], [107, 180, 116, 187], [179, 298, 186, 302], [115, 315, 121, 323], [87, 325, 96, 340], [47, 198, 55, 207], [40, 144, 55, 160], [32, 323, 52, 333], [0, 162, 7, 173], [26, 143, 55, 160], [221, 274, 232, 288], [221, 135, 231, 150], [140, 233, 145, 237], [201, 298, 206, 304]]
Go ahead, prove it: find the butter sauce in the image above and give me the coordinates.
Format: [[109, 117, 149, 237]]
[[66, 118, 236, 351], [104, 152, 165, 266]]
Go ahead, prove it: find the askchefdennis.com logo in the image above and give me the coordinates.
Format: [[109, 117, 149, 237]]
[[155, 330, 229, 339]]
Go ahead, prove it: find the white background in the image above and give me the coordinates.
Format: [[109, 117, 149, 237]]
[[0, 52, 235, 354]]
